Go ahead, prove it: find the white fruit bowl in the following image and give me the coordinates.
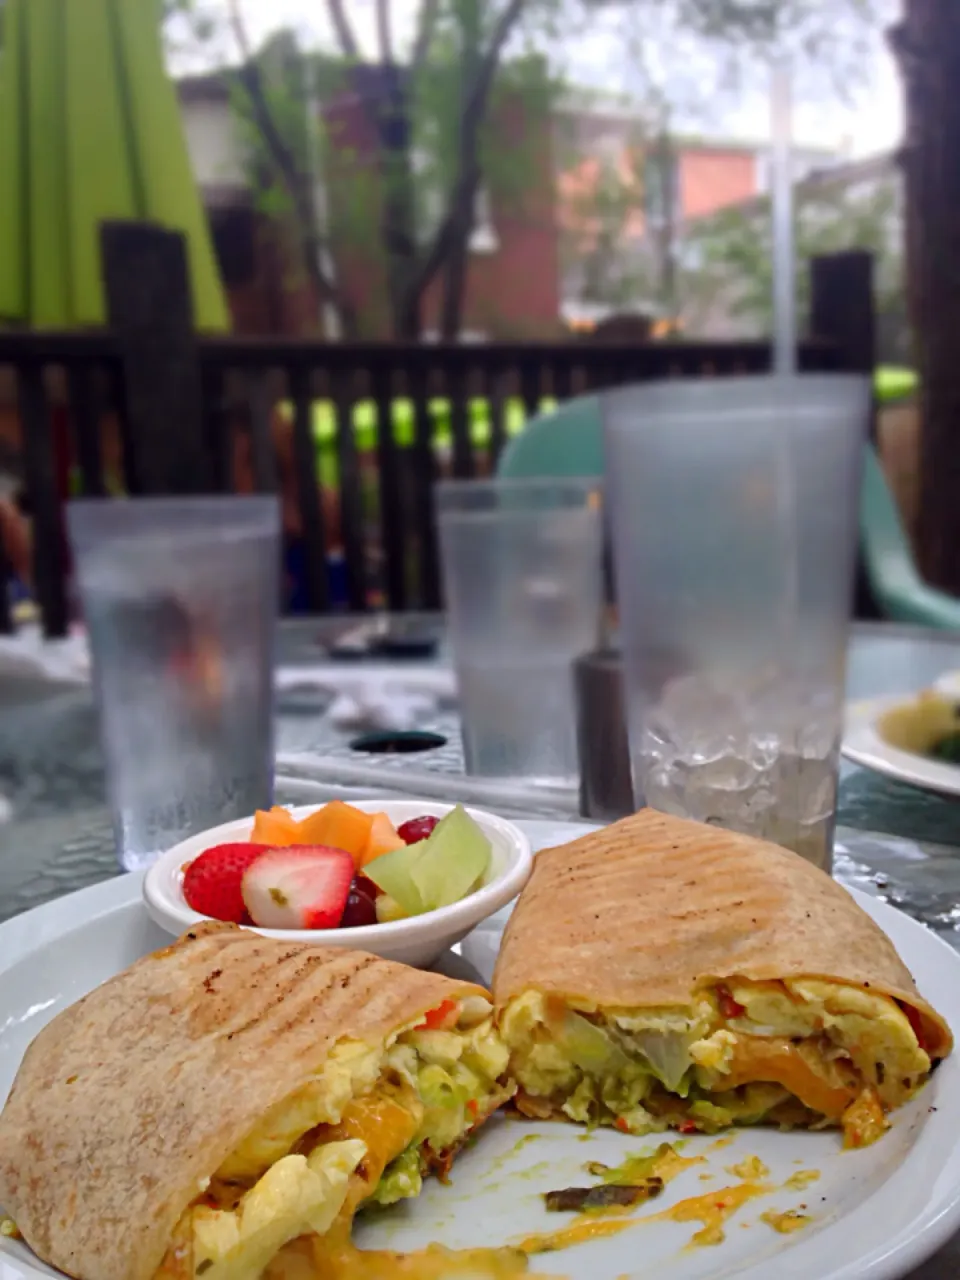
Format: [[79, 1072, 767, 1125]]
[[142, 799, 533, 968]]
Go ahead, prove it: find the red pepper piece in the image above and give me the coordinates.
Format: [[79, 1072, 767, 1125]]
[[417, 998, 458, 1031], [716, 984, 746, 1020]]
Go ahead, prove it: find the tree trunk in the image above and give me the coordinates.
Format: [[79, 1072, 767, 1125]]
[[439, 0, 481, 340], [375, 67, 422, 341], [894, 1, 960, 593], [236, 56, 358, 338], [439, 191, 476, 341]]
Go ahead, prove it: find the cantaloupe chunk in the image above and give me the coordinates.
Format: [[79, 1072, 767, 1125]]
[[296, 800, 374, 864], [361, 812, 407, 867], [250, 806, 302, 846]]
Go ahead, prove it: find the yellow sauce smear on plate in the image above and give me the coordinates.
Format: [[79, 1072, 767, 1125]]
[[707, 1135, 735, 1151], [516, 1179, 772, 1256], [588, 1143, 704, 1188], [517, 1208, 643, 1255], [761, 1209, 812, 1235], [277, 1237, 539, 1278], [657, 1182, 773, 1246], [515, 1143, 708, 1256], [784, 1169, 821, 1191], [726, 1156, 770, 1181], [271, 1233, 570, 1279]]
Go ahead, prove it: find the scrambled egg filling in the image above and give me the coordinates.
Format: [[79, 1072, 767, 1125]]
[[501, 979, 932, 1147], [157, 1001, 512, 1280]]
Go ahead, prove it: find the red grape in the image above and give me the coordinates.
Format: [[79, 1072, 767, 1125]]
[[397, 815, 440, 845], [340, 879, 377, 928], [355, 872, 380, 898]]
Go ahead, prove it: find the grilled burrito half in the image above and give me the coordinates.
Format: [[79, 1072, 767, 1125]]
[[494, 809, 951, 1148], [0, 923, 514, 1280]]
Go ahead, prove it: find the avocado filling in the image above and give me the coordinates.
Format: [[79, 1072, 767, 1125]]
[[500, 978, 932, 1148]]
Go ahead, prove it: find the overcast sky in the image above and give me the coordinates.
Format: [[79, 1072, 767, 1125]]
[[200, 0, 903, 158]]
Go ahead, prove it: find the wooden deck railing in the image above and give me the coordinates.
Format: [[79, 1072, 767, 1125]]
[[0, 228, 875, 637]]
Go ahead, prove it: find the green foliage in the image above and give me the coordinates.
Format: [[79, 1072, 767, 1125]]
[[216, 3, 564, 335], [560, 0, 889, 328], [162, 0, 219, 50], [559, 126, 657, 311], [411, 46, 556, 235], [678, 171, 904, 340], [171, 0, 888, 337], [584, 0, 887, 83]]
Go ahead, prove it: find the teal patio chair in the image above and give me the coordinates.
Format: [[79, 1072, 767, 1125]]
[[497, 394, 603, 480], [498, 392, 960, 628], [858, 447, 960, 626]]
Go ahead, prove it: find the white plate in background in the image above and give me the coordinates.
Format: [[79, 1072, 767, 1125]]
[[843, 695, 960, 797]]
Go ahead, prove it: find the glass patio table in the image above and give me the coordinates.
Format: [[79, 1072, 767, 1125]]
[[1, 619, 960, 1275]]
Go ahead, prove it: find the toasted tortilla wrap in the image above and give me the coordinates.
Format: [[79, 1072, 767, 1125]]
[[494, 808, 951, 1147], [0, 923, 514, 1280]]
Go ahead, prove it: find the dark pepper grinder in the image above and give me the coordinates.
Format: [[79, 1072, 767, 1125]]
[[574, 648, 635, 821]]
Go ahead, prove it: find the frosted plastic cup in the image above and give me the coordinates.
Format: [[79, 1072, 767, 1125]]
[[435, 478, 604, 784], [68, 496, 281, 870], [603, 375, 871, 871]]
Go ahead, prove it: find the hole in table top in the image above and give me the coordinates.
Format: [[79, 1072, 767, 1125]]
[[348, 730, 448, 755]]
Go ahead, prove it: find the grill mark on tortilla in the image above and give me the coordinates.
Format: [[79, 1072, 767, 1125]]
[[0, 922, 490, 1280]]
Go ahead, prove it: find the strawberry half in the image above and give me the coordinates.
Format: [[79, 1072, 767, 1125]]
[[182, 842, 271, 923], [241, 845, 355, 930]]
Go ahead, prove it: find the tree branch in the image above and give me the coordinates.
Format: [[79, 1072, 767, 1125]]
[[226, 0, 251, 57], [410, 0, 526, 300], [325, 0, 360, 60], [411, 0, 441, 72], [234, 57, 356, 333], [375, 0, 395, 65]]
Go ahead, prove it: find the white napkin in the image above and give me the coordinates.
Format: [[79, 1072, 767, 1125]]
[[0, 634, 456, 733], [0, 626, 91, 685], [275, 664, 457, 732]]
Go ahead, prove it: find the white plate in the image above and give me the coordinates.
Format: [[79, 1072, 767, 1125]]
[[142, 799, 533, 968], [2, 819, 959, 1280], [843, 695, 960, 797]]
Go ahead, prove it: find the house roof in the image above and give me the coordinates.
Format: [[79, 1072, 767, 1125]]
[[555, 88, 839, 158], [682, 147, 897, 227]]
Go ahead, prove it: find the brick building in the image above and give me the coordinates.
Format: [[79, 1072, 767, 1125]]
[[178, 70, 837, 339], [179, 64, 560, 340], [554, 92, 838, 328]]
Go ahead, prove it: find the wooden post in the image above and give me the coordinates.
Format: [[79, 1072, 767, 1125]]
[[288, 365, 330, 613], [100, 221, 213, 495], [66, 363, 107, 497], [808, 251, 881, 619], [18, 364, 69, 637], [0, 513, 13, 635], [893, 2, 960, 595], [809, 251, 877, 390]]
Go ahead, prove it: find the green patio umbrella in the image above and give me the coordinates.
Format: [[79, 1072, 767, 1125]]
[[0, 0, 227, 330]]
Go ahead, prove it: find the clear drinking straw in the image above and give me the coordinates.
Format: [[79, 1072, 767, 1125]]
[[770, 56, 797, 375], [769, 53, 805, 847]]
